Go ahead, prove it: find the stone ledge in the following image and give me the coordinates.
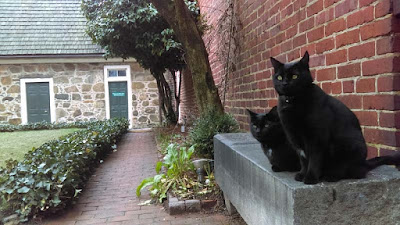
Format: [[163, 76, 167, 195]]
[[165, 194, 218, 215], [214, 133, 400, 225]]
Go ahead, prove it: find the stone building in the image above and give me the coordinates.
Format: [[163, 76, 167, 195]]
[[0, 0, 160, 128]]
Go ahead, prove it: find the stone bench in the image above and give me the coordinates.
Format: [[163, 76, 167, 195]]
[[214, 133, 400, 225]]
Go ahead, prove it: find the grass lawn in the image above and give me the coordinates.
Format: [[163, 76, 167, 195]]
[[0, 128, 80, 168]]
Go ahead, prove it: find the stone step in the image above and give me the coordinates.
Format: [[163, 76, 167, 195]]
[[214, 133, 400, 225]]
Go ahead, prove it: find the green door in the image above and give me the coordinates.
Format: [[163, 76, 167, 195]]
[[109, 81, 128, 119], [26, 82, 51, 123]]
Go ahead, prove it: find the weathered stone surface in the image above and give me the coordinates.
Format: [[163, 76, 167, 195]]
[[73, 109, 82, 117], [77, 64, 90, 71], [95, 100, 105, 108], [3, 97, 13, 101], [83, 112, 94, 116], [138, 116, 148, 122], [64, 64, 76, 71], [1, 76, 12, 85], [149, 115, 159, 122], [132, 82, 145, 89], [132, 94, 137, 100], [65, 86, 79, 93], [72, 94, 81, 100], [63, 103, 70, 108], [185, 200, 201, 212], [82, 84, 92, 92], [56, 108, 67, 118], [93, 83, 104, 92], [95, 93, 104, 99], [54, 76, 69, 84], [7, 85, 20, 93], [0, 104, 5, 111], [142, 101, 149, 106], [152, 99, 159, 105], [53, 86, 59, 94], [145, 107, 156, 113], [148, 82, 157, 88], [38, 64, 49, 72], [133, 111, 139, 116], [71, 77, 82, 84], [214, 133, 400, 225], [51, 64, 64, 72], [55, 94, 69, 100], [23, 65, 36, 72], [83, 95, 92, 100], [8, 118, 21, 125], [0, 116, 6, 121], [9, 66, 22, 73]]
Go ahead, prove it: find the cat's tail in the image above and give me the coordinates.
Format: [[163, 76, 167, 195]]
[[366, 152, 400, 171]]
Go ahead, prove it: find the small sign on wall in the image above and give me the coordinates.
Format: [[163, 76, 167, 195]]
[[112, 92, 125, 97]]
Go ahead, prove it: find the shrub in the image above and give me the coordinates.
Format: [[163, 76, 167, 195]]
[[189, 109, 239, 158], [0, 121, 95, 132], [0, 118, 129, 221], [136, 144, 195, 202]]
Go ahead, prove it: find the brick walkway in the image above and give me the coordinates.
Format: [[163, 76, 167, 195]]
[[45, 132, 241, 225]]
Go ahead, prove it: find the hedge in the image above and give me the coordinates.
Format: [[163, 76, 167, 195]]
[[0, 121, 95, 132], [0, 118, 129, 221]]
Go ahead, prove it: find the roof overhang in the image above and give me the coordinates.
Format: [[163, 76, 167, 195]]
[[0, 54, 136, 65]]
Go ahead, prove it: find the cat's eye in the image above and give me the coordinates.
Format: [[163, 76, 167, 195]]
[[264, 124, 269, 128], [292, 74, 298, 79], [252, 125, 257, 129], [277, 75, 282, 81]]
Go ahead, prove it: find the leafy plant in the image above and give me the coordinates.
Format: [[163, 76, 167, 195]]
[[0, 118, 129, 221], [136, 144, 195, 202], [0, 120, 95, 132], [189, 109, 239, 158]]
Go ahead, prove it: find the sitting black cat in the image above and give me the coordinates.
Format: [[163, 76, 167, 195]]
[[248, 106, 300, 172], [270, 51, 400, 184]]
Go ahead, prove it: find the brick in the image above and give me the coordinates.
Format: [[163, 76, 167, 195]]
[[326, 49, 347, 65], [375, 0, 391, 18], [347, 6, 374, 28], [362, 57, 396, 76], [299, 17, 315, 33], [364, 128, 398, 147], [336, 29, 360, 48], [336, 95, 362, 109], [343, 80, 354, 93], [309, 54, 325, 67], [360, 18, 392, 41], [331, 81, 342, 94], [322, 82, 332, 94], [377, 36, 393, 55], [316, 8, 334, 25], [354, 111, 378, 126], [348, 41, 375, 60], [335, 0, 357, 18], [338, 63, 361, 78], [356, 78, 375, 93], [325, 0, 341, 7], [307, 0, 323, 17], [316, 67, 336, 81], [359, 0, 374, 7], [316, 38, 335, 54], [326, 18, 346, 36], [377, 75, 400, 92], [380, 149, 400, 157], [380, 111, 400, 128], [301, 43, 316, 55], [367, 146, 378, 159], [363, 95, 397, 110]]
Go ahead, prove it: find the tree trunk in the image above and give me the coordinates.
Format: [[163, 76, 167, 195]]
[[150, 0, 224, 115], [154, 71, 177, 124]]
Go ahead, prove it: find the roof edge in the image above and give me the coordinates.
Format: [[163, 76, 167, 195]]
[[0, 55, 137, 65]]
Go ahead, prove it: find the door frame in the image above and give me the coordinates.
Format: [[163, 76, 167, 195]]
[[104, 65, 133, 128], [20, 78, 55, 124]]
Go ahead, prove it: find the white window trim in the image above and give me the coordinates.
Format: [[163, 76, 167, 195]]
[[20, 78, 56, 124], [104, 65, 133, 128]]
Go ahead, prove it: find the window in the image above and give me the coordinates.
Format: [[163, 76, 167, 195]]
[[108, 69, 126, 77]]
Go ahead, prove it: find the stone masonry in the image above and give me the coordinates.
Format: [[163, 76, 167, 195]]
[[0, 61, 159, 128]]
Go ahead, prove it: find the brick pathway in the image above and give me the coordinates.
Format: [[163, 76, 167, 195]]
[[45, 132, 241, 225]]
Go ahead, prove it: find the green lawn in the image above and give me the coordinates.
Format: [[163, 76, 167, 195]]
[[0, 128, 80, 168]]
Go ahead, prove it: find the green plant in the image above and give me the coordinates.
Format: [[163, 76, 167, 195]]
[[136, 144, 195, 202], [0, 120, 94, 132], [0, 118, 129, 221], [189, 109, 239, 158]]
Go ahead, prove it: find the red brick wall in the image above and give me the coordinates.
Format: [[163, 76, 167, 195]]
[[199, 0, 400, 157]]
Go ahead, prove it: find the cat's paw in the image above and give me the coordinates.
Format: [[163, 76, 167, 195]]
[[272, 166, 283, 172], [294, 172, 304, 181], [304, 175, 319, 185]]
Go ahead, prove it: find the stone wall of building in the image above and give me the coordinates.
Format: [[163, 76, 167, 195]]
[[0, 61, 159, 128]]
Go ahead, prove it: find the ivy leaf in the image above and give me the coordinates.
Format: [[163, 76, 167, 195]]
[[17, 187, 30, 193]]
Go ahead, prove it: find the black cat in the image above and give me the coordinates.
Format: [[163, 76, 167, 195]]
[[248, 106, 300, 172], [270, 51, 400, 184]]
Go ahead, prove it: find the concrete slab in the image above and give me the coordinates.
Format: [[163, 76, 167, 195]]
[[214, 133, 400, 225]]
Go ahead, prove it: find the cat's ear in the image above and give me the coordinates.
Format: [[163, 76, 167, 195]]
[[270, 57, 283, 71], [246, 109, 257, 117], [300, 51, 309, 65]]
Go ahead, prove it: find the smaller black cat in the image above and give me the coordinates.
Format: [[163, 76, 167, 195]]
[[248, 106, 300, 172]]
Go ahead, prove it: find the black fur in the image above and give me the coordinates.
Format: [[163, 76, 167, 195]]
[[247, 106, 300, 172], [271, 51, 400, 184]]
